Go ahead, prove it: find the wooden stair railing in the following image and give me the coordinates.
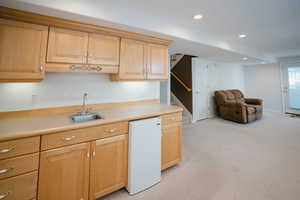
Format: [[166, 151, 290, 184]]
[[171, 72, 192, 92]]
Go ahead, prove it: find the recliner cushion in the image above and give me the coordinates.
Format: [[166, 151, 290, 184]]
[[248, 105, 262, 113], [224, 91, 235, 100], [230, 90, 244, 101]]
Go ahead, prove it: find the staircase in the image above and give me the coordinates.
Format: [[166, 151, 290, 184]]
[[171, 54, 184, 69], [170, 54, 194, 124], [171, 93, 191, 124]]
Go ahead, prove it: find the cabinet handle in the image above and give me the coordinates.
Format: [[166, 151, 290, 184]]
[[105, 128, 117, 133], [40, 65, 43, 72], [0, 191, 11, 199], [0, 168, 13, 174], [92, 145, 96, 157], [61, 136, 75, 142], [70, 65, 75, 71], [96, 66, 102, 72], [0, 148, 14, 153], [69, 65, 89, 71], [69, 65, 102, 72]]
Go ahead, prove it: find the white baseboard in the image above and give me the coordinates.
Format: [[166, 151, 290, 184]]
[[263, 109, 283, 115]]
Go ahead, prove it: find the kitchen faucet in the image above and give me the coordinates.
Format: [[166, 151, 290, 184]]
[[82, 93, 88, 114], [72, 93, 102, 122]]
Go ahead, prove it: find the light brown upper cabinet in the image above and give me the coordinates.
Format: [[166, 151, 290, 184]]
[[46, 27, 120, 73], [114, 38, 146, 80], [88, 33, 120, 65], [89, 135, 128, 200], [47, 27, 89, 64], [146, 44, 168, 80], [0, 18, 48, 82], [38, 143, 90, 200], [111, 38, 169, 81]]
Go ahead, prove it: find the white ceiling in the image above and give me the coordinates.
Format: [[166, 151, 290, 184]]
[[1, 0, 300, 63]]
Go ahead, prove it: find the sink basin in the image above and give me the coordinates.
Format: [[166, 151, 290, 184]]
[[71, 113, 103, 122]]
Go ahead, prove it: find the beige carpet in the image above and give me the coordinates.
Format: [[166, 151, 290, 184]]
[[102, 113, 300, 200]]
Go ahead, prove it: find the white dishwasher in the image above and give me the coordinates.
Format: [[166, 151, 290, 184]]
[[127, 117, 161, 195]]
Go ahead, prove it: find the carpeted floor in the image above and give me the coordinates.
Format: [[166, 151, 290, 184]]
[[102, 113, 300, 200]]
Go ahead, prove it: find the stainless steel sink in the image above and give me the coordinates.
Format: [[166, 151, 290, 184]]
[[71, 113, 103, 122], [71, 93, 103, 122]]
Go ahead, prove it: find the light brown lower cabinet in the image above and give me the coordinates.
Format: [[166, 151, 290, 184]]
[[38, 143, 90, 200], [161, 122, 182, 170], [36, 118, 181, 199], [38, 135, 128, 200], [89, 135, 128, 200], [0, 153, 39, 180], [0, 171, 38, 200]]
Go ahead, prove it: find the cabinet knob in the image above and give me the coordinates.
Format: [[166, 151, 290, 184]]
[[40, 65, 43, 72], [70, 65, 76, 71], [61, 136, 76, 142], [96, 66, 102, 72], [0, 148, 14, 153]]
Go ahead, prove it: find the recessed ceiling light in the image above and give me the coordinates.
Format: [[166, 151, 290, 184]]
[[193, 14, 203, 20], [239, 34, 247, 38], [242, 57, 248, 60]]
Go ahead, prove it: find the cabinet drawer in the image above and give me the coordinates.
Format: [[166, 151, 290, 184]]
[[0, 153, 39, 180], [0, 171, 37, 200], [161, 112, 182, 128], [0, 137, 40, 160], [41, 121, 128, 150]]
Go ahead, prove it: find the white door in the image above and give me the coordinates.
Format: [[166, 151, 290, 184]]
[[192, 59, 209, 121], [282, 62, 300, 114]]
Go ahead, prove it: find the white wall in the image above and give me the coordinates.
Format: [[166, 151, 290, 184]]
[[0, 73, 160, 111], [216, 63, 245, 92], [243, 63, 283, 114], [192, 58, 245, 120]]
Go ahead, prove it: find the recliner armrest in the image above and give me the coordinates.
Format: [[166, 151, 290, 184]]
[[245, 98, 263, 105], [224, 101, 246, 109]]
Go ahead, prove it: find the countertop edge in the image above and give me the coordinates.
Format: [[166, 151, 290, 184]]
[[0, 107, 183, 142]]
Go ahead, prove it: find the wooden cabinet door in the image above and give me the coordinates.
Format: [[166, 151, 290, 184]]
[[118, 39, 146, 80], [0, 18, 48, 81], [146, 44, 168, 80], [88, 33, 120, 65], [161, 122, 182, 170], [38, 143, 90, 200], [89, 135, 128, 200], [47, 27, 88, 64]]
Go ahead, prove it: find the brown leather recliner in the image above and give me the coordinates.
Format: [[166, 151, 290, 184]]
[[214, 90, 263, 123]]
